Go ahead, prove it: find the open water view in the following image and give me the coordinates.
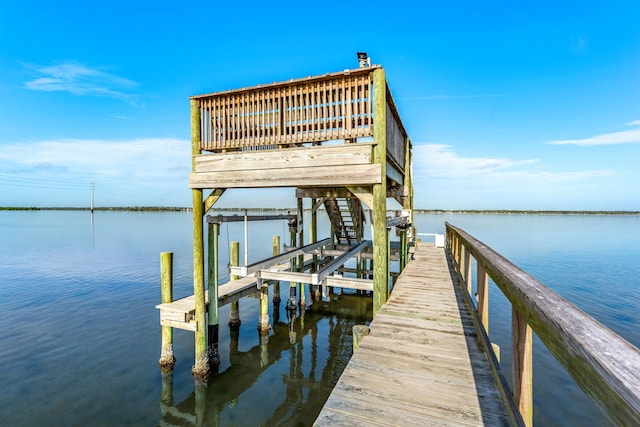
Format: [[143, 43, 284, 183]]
[[1, 210, 639, 426]]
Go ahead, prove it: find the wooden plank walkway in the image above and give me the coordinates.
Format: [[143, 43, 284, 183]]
[[314, 244, 513, 426]]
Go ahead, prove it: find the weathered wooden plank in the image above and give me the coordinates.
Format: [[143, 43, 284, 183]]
[[194, 142, 373, 173], [324, 276, 373, 291], [315, 245, 513, 426], [189, 164, 381, 189]]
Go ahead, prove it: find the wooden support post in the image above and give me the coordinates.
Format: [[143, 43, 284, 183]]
[[512, 306, 533, 427], [257, 236, 271, 336], [477, 264, 489, 333], [207, 222, 220, 367], [190, 99, 209, 380], [310, 197, 320, 301], [159, 251, 175, 373], [353, 325, 370, 352], [192, 189, 208, 379], [258, 280, 270, 335], [372, 68, 388, 316], [229, 241, 241, 329], [288, 220, 297, 311], [272, 235, 281, 304], [297, 198, 306, 309]]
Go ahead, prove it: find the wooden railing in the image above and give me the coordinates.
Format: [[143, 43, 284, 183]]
[[445, 222, 640, 427], [191, 66, 408, 171]]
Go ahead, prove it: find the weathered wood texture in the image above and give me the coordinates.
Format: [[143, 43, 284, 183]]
[[190, 66, 410, 186], [314, 244, 513, 426], [446, 222, 640, 426], [194, 68, 375, 149]]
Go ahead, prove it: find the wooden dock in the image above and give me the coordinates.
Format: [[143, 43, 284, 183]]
[[314, 244, 514, 426]]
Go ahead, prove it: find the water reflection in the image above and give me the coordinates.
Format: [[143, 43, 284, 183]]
[[159, 292, 372, 426]]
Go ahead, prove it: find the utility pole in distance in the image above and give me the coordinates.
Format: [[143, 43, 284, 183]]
[[90, 181, 95, 213]]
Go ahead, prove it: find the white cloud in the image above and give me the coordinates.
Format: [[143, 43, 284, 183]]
[[414, 144, 538, 179], [0, 138, 189, 176], [23, 62, 140, 104], [0, 138, 191, 205], [411, 143, 616, 209], [547, 121, 640, 146]]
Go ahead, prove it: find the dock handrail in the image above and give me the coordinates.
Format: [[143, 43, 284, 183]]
[[445, 222, 640, 426]]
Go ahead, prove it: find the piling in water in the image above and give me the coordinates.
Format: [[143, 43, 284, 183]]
[[229, 241, 241, 329], [159, 251, 176, 373]]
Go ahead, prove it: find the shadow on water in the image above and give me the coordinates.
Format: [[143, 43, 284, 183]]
[[159, 291, 372, 426]]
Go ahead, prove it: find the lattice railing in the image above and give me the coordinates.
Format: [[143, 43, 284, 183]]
[[196, 69, 374, 151], [192, 66, 409, 171]]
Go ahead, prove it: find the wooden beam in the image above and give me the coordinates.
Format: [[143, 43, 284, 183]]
[[194, 143, 374, 173], [346, 185, 374, 210], [190, 164, 381, 189], [204, 188, 225, 213], [385, 160, 404, 185], [324, 276, 373, 291], [296, 187, 353, 199]]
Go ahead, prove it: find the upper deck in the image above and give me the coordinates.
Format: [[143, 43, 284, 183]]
[[189, 66, 411, 191]]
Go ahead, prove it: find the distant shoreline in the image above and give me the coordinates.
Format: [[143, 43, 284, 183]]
[[1, 207, 639, 215]]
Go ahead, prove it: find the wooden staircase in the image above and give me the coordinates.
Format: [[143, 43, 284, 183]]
[[324, 198, 365, 245]]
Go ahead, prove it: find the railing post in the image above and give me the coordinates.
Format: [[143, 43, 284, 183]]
[[477, 264, 489, 333], [464, 247, 472, 296], [512, 306, 533, 427], [159, 251, 175, 373]]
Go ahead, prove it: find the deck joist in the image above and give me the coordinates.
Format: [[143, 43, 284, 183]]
[[314, 244, 514, 426]]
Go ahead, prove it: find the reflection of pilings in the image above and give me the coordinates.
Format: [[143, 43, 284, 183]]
[[229, 241, 241, 329], [159, 294, 373, 427], [195, 380, 206, 427], [160, 372, 173, 417], [159, 252, 176, 373], [260, 333, 269, 367]]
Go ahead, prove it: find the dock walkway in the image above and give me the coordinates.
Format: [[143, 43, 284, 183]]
[[314, 244, 513, 426]]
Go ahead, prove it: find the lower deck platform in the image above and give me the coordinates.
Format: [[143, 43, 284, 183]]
[[314, 244, 515, 426]]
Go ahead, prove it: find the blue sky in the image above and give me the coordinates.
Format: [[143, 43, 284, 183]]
[[1, 1, 639, 210]]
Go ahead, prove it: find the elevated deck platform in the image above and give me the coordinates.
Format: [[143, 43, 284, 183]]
[[314, 244, 514, 426]]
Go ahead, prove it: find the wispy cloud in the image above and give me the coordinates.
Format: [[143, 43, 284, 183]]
[[414, 144, 538, 179], [547, 121, 640, 146], [399, 94, 508, 101], [411, 143, 617, 209], [23, 62, 140, 104], [413, 144, 613, 186], [0, 138, 188, 176]]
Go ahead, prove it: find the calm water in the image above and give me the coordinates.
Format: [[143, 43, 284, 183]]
[[1, 211, 638, 426]]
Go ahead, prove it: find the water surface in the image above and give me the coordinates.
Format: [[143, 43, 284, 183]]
[[1, 211, 638, 426]]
